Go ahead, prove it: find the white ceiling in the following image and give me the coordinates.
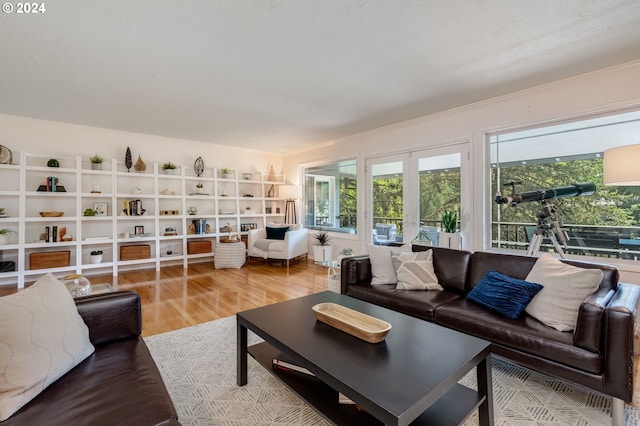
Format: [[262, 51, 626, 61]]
[[2, 0, 640, 154]]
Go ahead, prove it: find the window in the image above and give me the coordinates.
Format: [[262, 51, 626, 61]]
[[490, 109, 640, 261], [304, 160, 357, 234]]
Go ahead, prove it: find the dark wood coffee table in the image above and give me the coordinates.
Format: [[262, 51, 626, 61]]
[[237, 292, 493, 426]]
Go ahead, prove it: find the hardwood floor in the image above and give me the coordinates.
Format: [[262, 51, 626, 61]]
[[91, 259, 317, 336], [2, 258, 640, 407]]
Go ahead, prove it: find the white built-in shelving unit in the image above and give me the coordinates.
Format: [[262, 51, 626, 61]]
[[0, 152, 286, 288]]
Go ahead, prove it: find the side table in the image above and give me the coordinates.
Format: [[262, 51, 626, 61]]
[[214, 241, 246, 269], [312, 259, 340, 292]]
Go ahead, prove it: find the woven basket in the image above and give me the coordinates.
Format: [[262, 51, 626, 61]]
[[327, 267, 341, 293]]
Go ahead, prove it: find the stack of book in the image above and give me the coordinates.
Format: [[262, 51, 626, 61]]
[[272, 353, 355, 405], [123, 199, 144, 216]]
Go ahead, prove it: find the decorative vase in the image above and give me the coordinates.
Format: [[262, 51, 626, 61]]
[[164, 168, 175, 175], [438, 232, 462, 249], [134, 155, 146, 173], [0, 234, 10, 245], [90, 253, 103, 264], [313, 245, 333, 262]]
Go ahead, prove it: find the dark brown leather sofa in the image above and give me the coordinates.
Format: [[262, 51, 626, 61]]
[[341, 246, 639, 424], [3, 291, 180, 426]]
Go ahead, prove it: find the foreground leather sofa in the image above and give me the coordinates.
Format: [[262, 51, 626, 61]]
[[341, 246, 639, 425], [3, 291, 180, 426]]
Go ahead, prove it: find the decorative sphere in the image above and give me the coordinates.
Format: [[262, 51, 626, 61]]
[[61, 274, 92, 297]]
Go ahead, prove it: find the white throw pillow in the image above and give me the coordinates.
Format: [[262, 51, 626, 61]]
[[0, 274, 95, 421], [391, 250, 443, 291], [524, 253, 603, 332], [368, 244, 411, 285]]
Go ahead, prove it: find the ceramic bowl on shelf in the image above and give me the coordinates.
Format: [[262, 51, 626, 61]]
[[39, 211, 64, 217]]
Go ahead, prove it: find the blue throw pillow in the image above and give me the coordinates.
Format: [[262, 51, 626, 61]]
[[266, 226, 289, 240], [467, 270, 543, 320]]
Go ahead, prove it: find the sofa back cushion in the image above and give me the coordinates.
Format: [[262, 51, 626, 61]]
[[469, 251, 538, 289], [412, 245, 472, 293]]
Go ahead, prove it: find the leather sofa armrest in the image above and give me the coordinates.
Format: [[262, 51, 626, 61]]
[[75, 290, 142, 346], [603, 282, 640, 401], [340, 255, 372, 294], [573, 287, 614, 352]]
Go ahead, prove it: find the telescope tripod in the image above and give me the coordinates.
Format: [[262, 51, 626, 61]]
[[525, 199, 568, 259]]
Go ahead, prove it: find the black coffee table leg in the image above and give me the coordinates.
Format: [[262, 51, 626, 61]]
[[477, 356, 494, 426], [237, 321, 248, 386]]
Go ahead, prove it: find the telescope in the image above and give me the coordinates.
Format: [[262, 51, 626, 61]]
[[495, 182, 596, 206]]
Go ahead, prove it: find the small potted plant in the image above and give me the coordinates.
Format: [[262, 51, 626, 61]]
[[163, 162, 177, 175], [312, 231, 333, 261], [90, 250, 103, 264], [439, 210, 461, 249], [89, 154, 103, 170], [220, 167, 233, 179], [196, 182, 204, 194], [0, 228, 15, 245]]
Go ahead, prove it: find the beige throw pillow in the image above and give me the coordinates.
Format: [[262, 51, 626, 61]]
[[368, 244, 411, 285], [524, 253, 603, 332], [391, 250, 443, 291], [0, 274, 95, 421]]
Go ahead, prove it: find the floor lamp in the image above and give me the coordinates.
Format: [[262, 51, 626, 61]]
[[280, 185, 302, 224]]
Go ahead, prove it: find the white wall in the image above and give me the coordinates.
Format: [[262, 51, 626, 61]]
[[284, 59, 640, 283], [0, 114, 283, 175]]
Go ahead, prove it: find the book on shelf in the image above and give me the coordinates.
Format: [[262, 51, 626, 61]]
[[272, 353, 355, 405]]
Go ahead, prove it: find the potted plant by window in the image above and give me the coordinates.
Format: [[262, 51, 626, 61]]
[[313, 231, 333, 261], [89, 154, 103, 170], [163, 162, 177, 175], [0, 228, 15, 245], [90, 250, 103, 264], [220, 167, 233, 179], [439, 210, 461, 249]]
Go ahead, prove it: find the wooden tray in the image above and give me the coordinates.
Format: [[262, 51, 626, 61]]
[[39, 211, 64, 217], [120, 244, 151, 261], [312, 303, 391, 343], [30, 251, 70, 270]]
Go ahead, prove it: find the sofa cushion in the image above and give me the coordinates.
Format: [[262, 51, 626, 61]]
[[525, 253, 603, 332], [0, 274, 95, 421], [368, 244, 410, 285], [391, 250, 443, 291], [345, 284, 462, 322], [467, 271, 543, 319], [2, 338, 178, 426], [266, 226, 289, 240], [435, 298, 603, 375]]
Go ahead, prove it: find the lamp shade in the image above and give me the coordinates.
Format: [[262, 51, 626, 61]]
[[604, 144, 640, 185], [279, 184, 302, 200]]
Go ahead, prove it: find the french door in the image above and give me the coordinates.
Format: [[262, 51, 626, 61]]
[[365, 143, 470, 248]]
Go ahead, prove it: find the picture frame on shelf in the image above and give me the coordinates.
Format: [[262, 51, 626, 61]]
[[240, 223, 257, 232], [93, 202, 108, 216], [135, 225, 144, 235]]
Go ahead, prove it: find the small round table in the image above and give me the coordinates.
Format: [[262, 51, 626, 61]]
[[214, 241, 246, 269]]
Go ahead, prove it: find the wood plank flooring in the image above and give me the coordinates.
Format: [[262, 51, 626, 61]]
[[2, 258, 640, 407]]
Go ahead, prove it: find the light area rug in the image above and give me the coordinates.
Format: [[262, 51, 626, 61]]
[[145, 316, 640, 426]]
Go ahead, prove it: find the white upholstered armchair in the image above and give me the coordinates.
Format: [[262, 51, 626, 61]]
[[247, 225, 309, 267]]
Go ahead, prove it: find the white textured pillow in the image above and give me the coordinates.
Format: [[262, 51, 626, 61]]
[[0, 274, 95, 421], [524, 253, 603, 332], [391, 250, 443, 291], [368, 244, 411, 285]]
